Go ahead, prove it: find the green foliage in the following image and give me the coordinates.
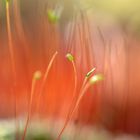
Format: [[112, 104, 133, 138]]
[[5, 0, 10, 3], [27, 133, 54, 140]]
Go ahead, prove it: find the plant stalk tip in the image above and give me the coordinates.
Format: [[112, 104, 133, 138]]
[[66, 53, 74, 62], [34, 71, 42, 80], [89, 74, 104, 84], [86, 68, 96, 78]]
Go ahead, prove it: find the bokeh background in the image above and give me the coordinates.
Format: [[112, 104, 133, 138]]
[[0, 0, 140, 139]]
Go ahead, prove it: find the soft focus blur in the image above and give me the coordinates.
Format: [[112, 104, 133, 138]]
[[0, 0, 140, 139]]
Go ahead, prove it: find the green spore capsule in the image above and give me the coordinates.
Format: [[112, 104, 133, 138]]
[[33, 71, 42, 80], [89, 74, 104, 84], [47, 9, 60, 24], [86, 68, 96, 78], [66, 53, 74, 62]]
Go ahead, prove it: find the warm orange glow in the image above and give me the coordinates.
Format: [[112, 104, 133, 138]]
[[1, 0, 140, 136]]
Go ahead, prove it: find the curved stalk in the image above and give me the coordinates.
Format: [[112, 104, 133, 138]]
[[6, 1, 19, 139], [22, 71, 41, 140], [56, 68, 96, 140], [36, 51, 58, 112]]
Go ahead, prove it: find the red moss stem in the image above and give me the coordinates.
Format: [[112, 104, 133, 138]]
[[6, 1, 19, 139], [36, 51, 58, 113], [22, 71, 41, 140], [56, 80, 90, 140]]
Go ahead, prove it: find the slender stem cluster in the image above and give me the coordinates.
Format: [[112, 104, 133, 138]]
[[56, 54, 103, 140], [21, 51, 58, 140]]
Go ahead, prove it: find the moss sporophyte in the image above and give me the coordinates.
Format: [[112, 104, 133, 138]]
[[56, 66, 103, 140], [47, 9, 60, 24], [2, 1, 104, 140]]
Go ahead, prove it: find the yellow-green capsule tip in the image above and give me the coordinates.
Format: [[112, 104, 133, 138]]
[[66, 53, 74, 62], [33, 71, 42, 80], [47, 9, 59, 24], [89, 74, 104, 84], [86, 68, 96, 78]]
